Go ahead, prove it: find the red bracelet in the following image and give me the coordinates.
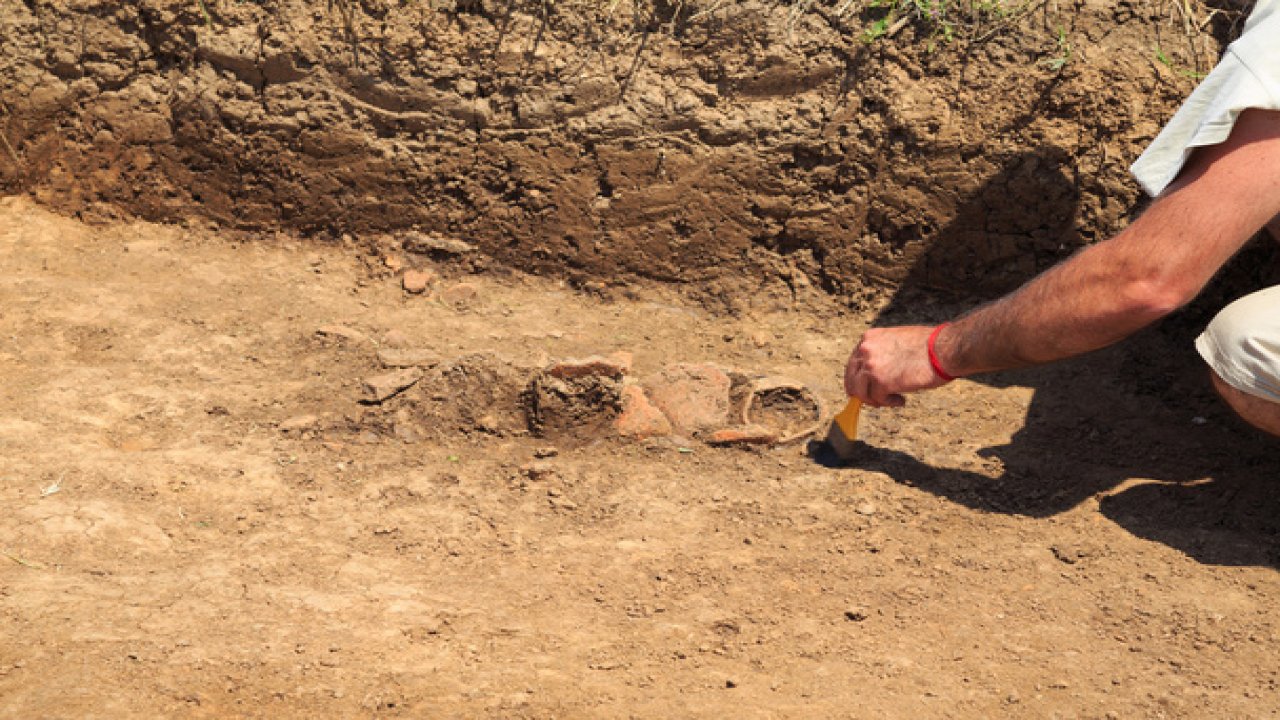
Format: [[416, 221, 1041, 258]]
[[927, 323, 955, 382]]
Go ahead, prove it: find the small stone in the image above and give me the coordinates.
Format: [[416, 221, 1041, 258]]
[[844, 607, 868, 622], [724, 678, 738, 689], [1050, 544, 1086, 565], [546, 352, 632, 380], [402, 231, 476, 256], [316, 324, 367, 343], [402, 269, 433, 294], [383, 254, 406, 272], [442, 283, 479, 307], [533, 446, 559, 458], [381, 329, 411, 348], [361, 368, 423, 403], [614, 385, 673, 439], [279, 414, 320, 432], [706, 425, 777, 446], [750, 330, 771, 348], [855, 501, 877, 516], [376, 349, 441, 368], [642, 363, 732, 435], [1191, 416, 1207, 425]]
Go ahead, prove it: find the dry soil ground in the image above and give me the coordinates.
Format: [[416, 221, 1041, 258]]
[[2, 195, 1280, 718]]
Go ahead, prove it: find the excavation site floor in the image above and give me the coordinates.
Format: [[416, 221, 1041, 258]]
[[2, 195, 1278, 718]]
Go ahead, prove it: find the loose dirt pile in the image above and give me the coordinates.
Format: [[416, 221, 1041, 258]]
[[0, 0, 1244, 307]]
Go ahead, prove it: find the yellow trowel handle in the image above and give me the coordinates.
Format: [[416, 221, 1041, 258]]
[[834, 397, 862, 442]]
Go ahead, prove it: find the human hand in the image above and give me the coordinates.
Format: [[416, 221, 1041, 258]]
[[844, 325, 952, 407]]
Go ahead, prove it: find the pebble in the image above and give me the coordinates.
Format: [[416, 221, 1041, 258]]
[[402, 269, 433, 294], [844, 607, 869, 622], [854, 501, 877, 516], [361, 368, 423, 402]]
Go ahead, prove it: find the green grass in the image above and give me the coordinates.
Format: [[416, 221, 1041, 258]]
[[851, 0, 1031, 44], [1040, 24, 1071, 71], [1155, 43, 1207, 80]]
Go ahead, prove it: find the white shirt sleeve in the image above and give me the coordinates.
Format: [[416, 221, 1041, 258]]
[[1130, 0, 1280, 197]]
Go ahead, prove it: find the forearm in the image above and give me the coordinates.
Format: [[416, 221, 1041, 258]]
[[933, 110, 1280, 379], [844, 110, 1280, 405], [935, 240, 1180, 376]]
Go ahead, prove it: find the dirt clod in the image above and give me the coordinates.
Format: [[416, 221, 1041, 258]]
[[546, 352, 633, 380], [844, 607, 869, 622], [362, 368, 423, 403], [403, 232, 476, 258], [442, 283, 479, 308], [402, 270, 433, 295], [413, 353, 531, 436]]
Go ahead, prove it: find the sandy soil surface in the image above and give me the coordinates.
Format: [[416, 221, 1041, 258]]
[[2, 195, 1279, 718]]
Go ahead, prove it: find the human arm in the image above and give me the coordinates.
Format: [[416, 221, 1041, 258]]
[[846, 108, 1280, 407]]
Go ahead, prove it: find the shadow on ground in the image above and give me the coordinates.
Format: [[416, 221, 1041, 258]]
[[820, 147, 1280, 567]]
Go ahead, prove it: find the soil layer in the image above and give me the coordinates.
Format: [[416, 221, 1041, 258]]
[[0, 0, 1244, 305]]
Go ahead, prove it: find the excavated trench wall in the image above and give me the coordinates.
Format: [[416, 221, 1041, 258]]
[[0, 0, 1239, 308]]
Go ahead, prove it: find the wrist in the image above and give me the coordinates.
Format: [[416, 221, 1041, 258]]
[[927, 323, 956, 382]]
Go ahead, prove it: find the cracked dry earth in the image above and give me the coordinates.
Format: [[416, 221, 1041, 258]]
[[2, 195, 1280, 718]]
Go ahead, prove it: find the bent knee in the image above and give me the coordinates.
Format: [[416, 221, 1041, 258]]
[[1195, 287, 1280, 402]]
